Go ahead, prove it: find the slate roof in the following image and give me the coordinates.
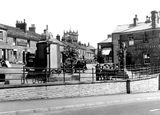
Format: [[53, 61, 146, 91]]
[[112, 22, 146, 33], [87, 45, 96, 50], [99, 37, 112, 43], [50, 38, 65, 46], [0, 23, 41, 41], [113, 22, 160, 34]]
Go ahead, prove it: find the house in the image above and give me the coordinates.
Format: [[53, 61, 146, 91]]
[[113, 10, 160, 66], [0, 19, 41, 64]]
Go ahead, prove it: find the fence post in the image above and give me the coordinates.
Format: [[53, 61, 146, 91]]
[[79, 68, 81, 82], [126, 79, 130, 94], [158, 74, 160, 90], [92, 68, 94, 82], [22, 66, 25, 84], [63, 67, 65, 82]]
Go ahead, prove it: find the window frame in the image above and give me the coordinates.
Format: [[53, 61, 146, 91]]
[[143, 53, 150, 64], [0, 31, 3, 40], [128, 35, 134, 46]]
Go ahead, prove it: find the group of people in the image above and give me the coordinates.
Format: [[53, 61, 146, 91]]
[[95, 63, 119, 81]]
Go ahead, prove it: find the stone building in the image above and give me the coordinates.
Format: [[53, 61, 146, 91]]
[[0, 19, 41, 64], [113, 10, 160, 66]]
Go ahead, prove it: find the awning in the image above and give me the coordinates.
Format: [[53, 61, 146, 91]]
[[0, 41, 12, 49], [102, 48, 111, 55]]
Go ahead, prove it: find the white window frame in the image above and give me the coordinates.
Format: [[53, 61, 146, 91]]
[[143, 53, 150, 64]]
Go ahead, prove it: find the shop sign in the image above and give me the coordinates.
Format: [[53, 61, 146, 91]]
[[17, 39, 27, 47]]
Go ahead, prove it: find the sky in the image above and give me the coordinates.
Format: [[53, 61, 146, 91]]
[[1, 0, 160, 48]]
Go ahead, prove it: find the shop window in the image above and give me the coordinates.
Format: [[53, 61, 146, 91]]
[[143, 53, 150, 64], [0, 31, 3, 40], [143, 32, 148, 43]]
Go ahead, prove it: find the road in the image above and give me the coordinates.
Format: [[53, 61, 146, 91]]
[[30, 100, 160, 115]]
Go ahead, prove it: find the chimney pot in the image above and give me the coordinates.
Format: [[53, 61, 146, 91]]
[[29, 24, 36, 32], [133, 14, 138, 26]]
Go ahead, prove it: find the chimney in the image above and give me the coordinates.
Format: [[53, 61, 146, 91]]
[[133, 15, 138, 26], [108, 34, 112, 38], [88, 42, 90, 46], [56, 34, 60, 41], [151, 10, 158, 28], [16, 19, 27, 32], [29, 24, 36, 32]]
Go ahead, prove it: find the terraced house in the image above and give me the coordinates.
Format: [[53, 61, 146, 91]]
[[0, 19, 41, 64], [113, 10, 160, 66]]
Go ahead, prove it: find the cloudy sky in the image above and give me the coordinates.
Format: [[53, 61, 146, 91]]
[[0, 0, 160, 48]]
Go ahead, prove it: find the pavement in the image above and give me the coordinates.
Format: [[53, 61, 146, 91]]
[[1, 91, 160, 115]]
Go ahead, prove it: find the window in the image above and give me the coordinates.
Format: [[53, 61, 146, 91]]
[[0, 31, 3, 40], [143, 53, 150, 64], [13, 38, 16, 46], [143, 32, 148, 43], [27, 40, 30, 47], [128, 35, 134, 46]]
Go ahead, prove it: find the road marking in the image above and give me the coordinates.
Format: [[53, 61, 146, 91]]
[[150, 109, 159, 112]]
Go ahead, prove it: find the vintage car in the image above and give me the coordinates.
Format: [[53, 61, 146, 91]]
[[62, 59, 87, 73]]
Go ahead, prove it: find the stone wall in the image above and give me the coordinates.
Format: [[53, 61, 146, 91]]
[[0, 76, 159, 102], [130, 76, 158, 93], [0, 82, 126, 102]]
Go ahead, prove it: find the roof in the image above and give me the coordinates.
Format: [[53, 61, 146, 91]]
[[112, 22, 146, 34], [62, 41, 76, 48], [50, 38, 65, 46], [0, 41, 12, 49], [0, 24, 41, 41], [87, 45, 96, 50], [99, 37, 112, 43], [112, 22, 160, 34], [86, 48, 94, 53]]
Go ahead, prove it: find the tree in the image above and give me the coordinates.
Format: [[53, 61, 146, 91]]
[[95, 50, 104, 63], [62, 45, 78, 68]]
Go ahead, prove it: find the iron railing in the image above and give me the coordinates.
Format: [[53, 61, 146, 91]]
[[0, 64, 159, 85]]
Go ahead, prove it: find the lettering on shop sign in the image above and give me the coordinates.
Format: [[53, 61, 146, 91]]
[[17, 39, 27, 46]]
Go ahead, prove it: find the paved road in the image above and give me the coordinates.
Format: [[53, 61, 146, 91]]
[[38, 100, 160, 115], [1, 91, 160, 115]]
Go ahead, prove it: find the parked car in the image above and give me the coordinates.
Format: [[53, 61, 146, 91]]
[[62, 59, 87, 73], [73, 60, 87, 73]]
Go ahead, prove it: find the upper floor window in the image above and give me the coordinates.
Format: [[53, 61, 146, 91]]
[[0, 31, 3, 40], [13, 38, 16, 46], [143, 32, 148, 43], [128, 35, 134, 46]]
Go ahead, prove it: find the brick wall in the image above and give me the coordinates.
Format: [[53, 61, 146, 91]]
[[121, 30, 160, 65]]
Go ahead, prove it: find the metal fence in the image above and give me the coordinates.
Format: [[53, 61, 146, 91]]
[[0, 64, 159, 85]]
